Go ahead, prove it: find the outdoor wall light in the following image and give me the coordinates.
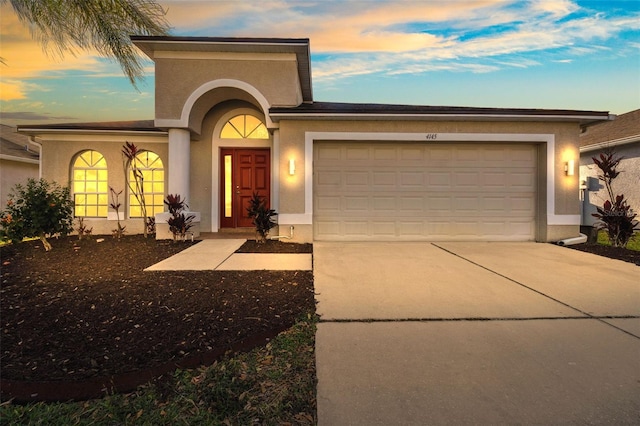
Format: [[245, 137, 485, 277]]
[[565, 159, 575, 176], [289, 158, 295, 176]]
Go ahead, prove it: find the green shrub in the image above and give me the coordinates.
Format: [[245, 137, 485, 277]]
[[0, 178, 74, 251]]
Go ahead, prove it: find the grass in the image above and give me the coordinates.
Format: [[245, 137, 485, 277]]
[[0, 313, 318, 425], [596, 230, 640, 251]]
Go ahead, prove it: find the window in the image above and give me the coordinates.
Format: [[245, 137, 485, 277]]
[[128, 151, 165, 217], [220, 114, 269, 139], [72, 150, 108, 217]]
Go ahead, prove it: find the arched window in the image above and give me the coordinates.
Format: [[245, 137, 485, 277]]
[[220, 114, 269, 139], [128, 151, 165, 217], [72, 150, 108, 217]]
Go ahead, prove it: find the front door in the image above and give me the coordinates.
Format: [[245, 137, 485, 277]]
[[220, 148, 271, 228]]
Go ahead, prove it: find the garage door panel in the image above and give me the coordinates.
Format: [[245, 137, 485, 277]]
[[400, 147, 424, 160], [372, 221, 396, 236], [428, 196, 453, 211], [510, 196, 535, 212], [343, 221, 369, 237], [372, 171, 396, 187], [428, 172, 452, 187], [345, 196, 369, 212], [453, 196, 480, 211], [344, 171, 369, 187], [314, 142, 536, 241], [484, 172, 508, 186], [373, 197, 396, 212], [455, 171, 481, 187], [316, 170, 341, 187], [373, 147, 397, 160], [346, 147, 370, 160], [400, 197, 424, 211], [400, 171, 425, 186], [510, 171, 536, 187]]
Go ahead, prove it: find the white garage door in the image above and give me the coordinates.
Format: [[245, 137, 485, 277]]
[[313, 142, 537, 241]]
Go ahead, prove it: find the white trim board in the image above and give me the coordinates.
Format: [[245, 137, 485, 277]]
[[303, 131, 579, 227]]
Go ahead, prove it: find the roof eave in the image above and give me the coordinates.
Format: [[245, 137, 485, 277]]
[[269, 112, 612, 125], [17, 128, 167, 137], [580, 134, 640, 153], [0, 154, 39, 164]]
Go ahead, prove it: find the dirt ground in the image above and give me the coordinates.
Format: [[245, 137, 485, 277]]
[[0, 236, 314, 383], [567, 242, 640, 265]]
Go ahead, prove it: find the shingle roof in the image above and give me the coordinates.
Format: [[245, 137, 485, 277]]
[[0, 124, 40, 162], [270, 101, 610, 124], [18, 120, 162, 132], [579, 109, 640, 147]]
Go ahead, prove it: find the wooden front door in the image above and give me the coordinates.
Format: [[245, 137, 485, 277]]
[[220, 148, 270, 228]]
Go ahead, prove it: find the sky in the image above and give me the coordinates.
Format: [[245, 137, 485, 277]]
[[1, 0, 639, 127]]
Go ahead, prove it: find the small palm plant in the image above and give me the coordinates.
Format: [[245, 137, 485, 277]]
[[246, 192, 277, 243], [164, 194, 195, 241]]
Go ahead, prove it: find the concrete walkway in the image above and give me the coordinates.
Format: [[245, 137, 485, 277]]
[[315, 242, 640, 425], [145, 239, 312, 271]]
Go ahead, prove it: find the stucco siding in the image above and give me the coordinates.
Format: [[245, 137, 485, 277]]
[[0, 160, 39, 203], [154, 57, 302, 121]]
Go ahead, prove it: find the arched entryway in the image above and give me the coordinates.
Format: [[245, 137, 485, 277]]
[[212, 108, 272, 230]]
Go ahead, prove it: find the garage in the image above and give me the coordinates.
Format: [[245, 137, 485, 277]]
[[313, 142, 537, 241]]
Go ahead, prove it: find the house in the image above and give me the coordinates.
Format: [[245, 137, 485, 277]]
[[579, 109, 640, 233], [17, 36, 612, 243], [1, 124, 40, 203]]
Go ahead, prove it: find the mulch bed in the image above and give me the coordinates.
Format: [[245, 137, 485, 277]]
[[567, 243, 640, 266], [0, 235, 314, 400]]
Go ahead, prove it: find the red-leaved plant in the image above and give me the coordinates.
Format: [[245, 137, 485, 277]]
[[591, 149, 639, 247], [164, 194, 195, 241], [122, 142, 150, 238]]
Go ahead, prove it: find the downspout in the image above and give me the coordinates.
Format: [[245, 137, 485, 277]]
[[268, 225, 295, 240], [28, 136, 43, 178], [556, 234, 588, 246]]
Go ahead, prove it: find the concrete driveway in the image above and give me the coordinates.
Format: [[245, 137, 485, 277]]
[[314, 242, 640, 425]]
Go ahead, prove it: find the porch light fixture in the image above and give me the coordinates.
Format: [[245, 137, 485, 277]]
[[565, 159, 575, 176], [289, 158, 295, 175]]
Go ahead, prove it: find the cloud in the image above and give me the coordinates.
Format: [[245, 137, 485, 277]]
[[0, 81, 25, 101], [0, 4, 105, 99], [157, 0, 640, 83]]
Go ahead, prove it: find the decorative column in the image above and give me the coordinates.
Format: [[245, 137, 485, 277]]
[[168, 128, 190, 204]]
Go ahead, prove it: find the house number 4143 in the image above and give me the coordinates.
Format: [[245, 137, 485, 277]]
[[425, 133, 438, 140]]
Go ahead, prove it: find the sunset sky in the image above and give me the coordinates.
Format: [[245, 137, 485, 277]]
[[1, 0, 639, 127]]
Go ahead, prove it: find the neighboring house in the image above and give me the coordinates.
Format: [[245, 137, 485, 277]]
[[0, 124, 40, 204], [18, 36, 612, 242], [579, 109, 640, 231]]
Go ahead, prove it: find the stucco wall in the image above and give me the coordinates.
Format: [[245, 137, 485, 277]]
[[154, 56, 302, 122], [38, 133, 168, 235], [277, 119, 581, 242], [580, 142, 640, 227], [0, 159, 39, 203]]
